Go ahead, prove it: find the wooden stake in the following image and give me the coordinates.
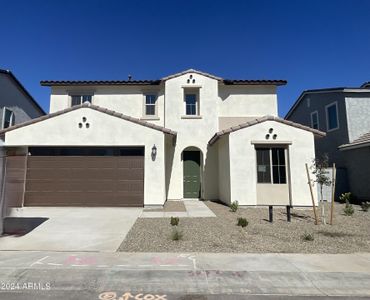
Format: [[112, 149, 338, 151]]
[[305, 163, 319, 225], [330, 163, 337, 225]]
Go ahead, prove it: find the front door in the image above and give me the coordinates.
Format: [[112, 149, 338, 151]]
[[183, 151, 201, 198]]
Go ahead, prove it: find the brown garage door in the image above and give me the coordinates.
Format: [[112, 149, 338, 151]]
[[24, 155, 144, 207]]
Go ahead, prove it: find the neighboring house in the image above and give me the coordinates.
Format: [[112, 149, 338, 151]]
[[0, 69, 45, 130], [0, 69, 324, 208], [0, 69, 45, 233], [285, 84, 370, 201]]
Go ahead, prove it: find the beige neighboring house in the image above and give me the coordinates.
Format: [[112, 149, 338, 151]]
[[0, 69, 324, 209]]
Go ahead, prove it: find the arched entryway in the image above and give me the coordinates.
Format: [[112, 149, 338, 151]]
[[182, 147, 202, 199]]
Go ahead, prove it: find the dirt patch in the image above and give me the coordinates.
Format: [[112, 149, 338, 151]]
[[119, 201, 370, 253]]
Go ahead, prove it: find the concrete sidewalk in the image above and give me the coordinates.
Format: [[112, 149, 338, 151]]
[[0, 251, 369, 298], [140, 200, 216, 218]]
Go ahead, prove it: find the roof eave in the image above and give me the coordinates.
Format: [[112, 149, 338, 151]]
[[339, 141, 370, 151], [222, 80, 287, 86], [40, 80, 162, 87], [285, 87, 370, 119], [208, 115, 325, 146], [0, 69, 46, 115], [0, 103, 177, 137]]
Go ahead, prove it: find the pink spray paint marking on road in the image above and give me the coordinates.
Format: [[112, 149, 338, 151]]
[[64, 255, 97, 266]]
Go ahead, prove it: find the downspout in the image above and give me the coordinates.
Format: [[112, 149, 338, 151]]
[[0, 152, 7, 235], [163, 81, 166, 128]]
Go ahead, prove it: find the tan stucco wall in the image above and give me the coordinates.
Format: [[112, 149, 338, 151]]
[[218, 85, 278, 117], [164, 73, 219, 199], [217, 136, 231, 204], [50, 86, 165, 127], [218, 116, 260, 130], [4, 107, 167, 206], [228, 120, 318, 206]]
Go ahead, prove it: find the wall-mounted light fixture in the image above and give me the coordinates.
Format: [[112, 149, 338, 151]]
[[151, 144, 157, 161]]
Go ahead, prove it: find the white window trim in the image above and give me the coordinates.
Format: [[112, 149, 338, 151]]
[[68, 93, 94, 107], [325, 101, 339, 132], [2, 107, 14, 129], [142, 94, 158, 118], [256, 147, 288, 185], [310, 110, 319, 130], [183, 88, 200, 116]]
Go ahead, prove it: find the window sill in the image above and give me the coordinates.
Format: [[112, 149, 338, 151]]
[[181, 115, 203, 119], [326, 127, 339, 133], [141, 116, 160, 121]]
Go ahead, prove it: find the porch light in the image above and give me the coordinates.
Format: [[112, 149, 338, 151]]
[[151, 144, 157, 161]]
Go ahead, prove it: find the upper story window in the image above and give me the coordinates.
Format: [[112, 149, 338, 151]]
[[185, 94, 197, 115], [310, 111, 319, 129], [325, 101, 339, 131], [71, 95, 92, 107], [2, 107, 14, 129], [184, 88, 200, 116], [256, 147, 287, 184], [144, 94, 157, 116]]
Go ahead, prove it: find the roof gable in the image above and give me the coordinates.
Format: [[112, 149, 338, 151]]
[[161, 69, 223, 81], [0, 102, 177, 136], [0, 69, 45, 115], [209, 115, 326, 145], [285, 87, 370, 119]]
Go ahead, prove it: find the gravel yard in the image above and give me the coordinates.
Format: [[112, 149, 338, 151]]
[[119, 201, 370, 253]]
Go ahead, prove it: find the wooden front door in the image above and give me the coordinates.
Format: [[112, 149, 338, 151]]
[[183, 151, 201, 198]]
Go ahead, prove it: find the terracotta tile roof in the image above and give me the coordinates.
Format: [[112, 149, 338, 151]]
[[208, 115, 326, 145], [0, 69, 46, 114], [40, 69, 287, 87], [339, 131, 370, 150], [0, 102, 177, 136]]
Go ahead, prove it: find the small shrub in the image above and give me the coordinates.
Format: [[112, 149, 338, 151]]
[[343, 201, 354, 216], [171, 228, 183, 241], [339, 192, 352, 203], [302, 232, 314, 241], [237, 217, 248, 227], [170, 216, 179, 226], [361, 202, 369, 212], [230, 201, 239, 212]]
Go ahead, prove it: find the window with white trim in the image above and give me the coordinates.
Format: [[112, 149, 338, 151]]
[[71, 95, 92, 106], [256, 147, 287, 184], [144, 94, 157, 116], [2, 107, 14, 129], [325, 102, 339, 131], [310, 111, 319, 129]]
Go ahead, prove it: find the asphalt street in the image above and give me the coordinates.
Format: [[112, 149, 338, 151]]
[[0, 251, 369, 300]]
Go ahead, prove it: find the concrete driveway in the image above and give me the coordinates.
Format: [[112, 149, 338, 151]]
[[0, 207, 142, 252]]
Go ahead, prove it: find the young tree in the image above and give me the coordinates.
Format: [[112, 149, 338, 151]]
[[311, 154, 332, 225]]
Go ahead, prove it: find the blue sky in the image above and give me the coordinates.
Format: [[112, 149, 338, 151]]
[[1, 0, 370, 116]]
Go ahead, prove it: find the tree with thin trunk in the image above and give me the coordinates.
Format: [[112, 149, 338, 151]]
[[311, 154, 331, 225]]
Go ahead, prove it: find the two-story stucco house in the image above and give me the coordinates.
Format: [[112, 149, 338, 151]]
[[0, 69, 324, 208], [285, 84, 370, 201]]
